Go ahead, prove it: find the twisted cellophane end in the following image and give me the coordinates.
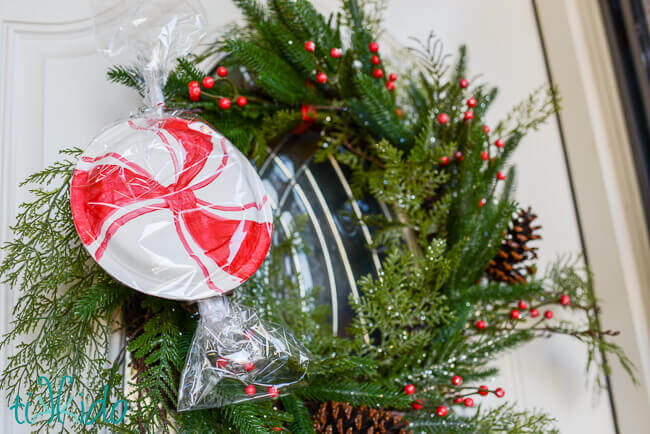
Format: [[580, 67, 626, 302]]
[[177, 296, 311, 411]]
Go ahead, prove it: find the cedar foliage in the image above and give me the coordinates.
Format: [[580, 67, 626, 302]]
[[0, 0, 634, 433]]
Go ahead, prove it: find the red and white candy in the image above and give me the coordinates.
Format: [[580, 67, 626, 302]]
[[71, 116, 273, 300]]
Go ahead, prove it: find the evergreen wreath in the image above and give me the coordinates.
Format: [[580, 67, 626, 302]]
[[0, 0, 635, 432]]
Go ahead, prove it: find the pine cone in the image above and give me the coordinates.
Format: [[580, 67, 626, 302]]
[[486, 207, 541, 284], [311, 401, 411, 434]]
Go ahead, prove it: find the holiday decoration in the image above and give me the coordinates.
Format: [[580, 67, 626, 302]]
[[486, 207, 541, 284], [177, 297, 310, 410], [70, 116, 273, 300], [0, 0, 634, 432], [312, 401, 411, 433]]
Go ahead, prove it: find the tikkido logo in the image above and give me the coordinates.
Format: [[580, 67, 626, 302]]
[[9, 376, 127, 427]]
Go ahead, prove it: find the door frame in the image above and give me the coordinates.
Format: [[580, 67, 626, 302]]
[[534, 0, 650, 431]]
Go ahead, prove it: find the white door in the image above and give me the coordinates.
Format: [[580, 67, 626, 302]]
[[0, 1, 642, 432]]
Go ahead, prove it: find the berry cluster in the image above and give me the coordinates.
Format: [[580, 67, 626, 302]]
[[187, 67, 248, 109], [304, 40, 343, 84], [364, 41, 399, 91], [404, 374, 506, 417], [436, 78, 508, 208], [475, 293, 572, 330], [452, 383, 506, 408], [207, 350, 280, 399]]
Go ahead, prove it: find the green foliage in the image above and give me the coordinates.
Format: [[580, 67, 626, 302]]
[[281, 394, 314, 434], [409, 403, 558, 433]]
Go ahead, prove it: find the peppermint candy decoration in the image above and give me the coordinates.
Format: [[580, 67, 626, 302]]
[[70, 116, 273, 300]]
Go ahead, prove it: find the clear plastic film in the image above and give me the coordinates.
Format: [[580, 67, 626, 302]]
[[178, 297, 311, 410], [92, 0, 206, 109], [70, 114, 274, 300], [70, 0, 310, 411]]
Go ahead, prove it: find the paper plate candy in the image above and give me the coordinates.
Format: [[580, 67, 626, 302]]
[[77, 0, 310, 410], [71, 115, 273, 300]]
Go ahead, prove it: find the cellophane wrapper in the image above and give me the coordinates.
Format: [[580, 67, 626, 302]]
[[74, 0, 311, 411], [178, 297, 311, 410]]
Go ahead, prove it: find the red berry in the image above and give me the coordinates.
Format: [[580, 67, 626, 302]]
[[216, 357, 228, 368], [411, 399, 423, 410], [495, 387, 505, 398], [510, 309, 521, 320], [373, 68, 384, 78], [476, 319, 486, 330], [482, 124, 491, 133], [395, 108, 403, 117], [404, 384, 416, 395], [478, 198, 487, 208], [497, 171, 506, 181], [271, 429, 282, 432], [202, 76, 215, 89], [530, 308, 539, 317], [518, 300, 528, 310], [464, 397, 474, 407], [495, 138, 505, 148], [478, 385, 489, 396], [544, 310, 554, 319], [188, 80, 199, 89], [388, 73, 398, 81], [436, 406, 448, 417], [440, 156, 450, 166], [480, 151, 489, 161], [245, 385, 256, 396], [467, 97, 477, 108], [386, 81, 395, 91], [459, 78, 469, 88], [305, 41, 315, 52], [369, 41, 379, 52], [454, 151, 464, 161], [219, 97, 231, 109], [244, 362, 254, 372], [237, 96, 248, 107], [330, 47, 341, 58], [189, 86, 201, 101], [267, 386, 279, 398], [464, 110, 474, 121], [217, 66, 228, 77], [452, 375, 463, 386], [371, 55, 381, 65], [454, 396, 463, 404], [437, 113, 450, 124], [316, 72, 328, 84], [560, 294, 571, 305]]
